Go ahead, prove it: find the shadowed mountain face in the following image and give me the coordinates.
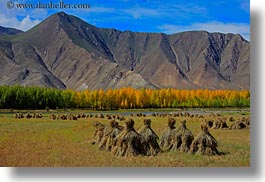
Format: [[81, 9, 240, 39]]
[[0, 26, 23, 35], [0, 12, 250, 90]]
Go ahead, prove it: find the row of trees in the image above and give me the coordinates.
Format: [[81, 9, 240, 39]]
[[0, 85, 250, 110]]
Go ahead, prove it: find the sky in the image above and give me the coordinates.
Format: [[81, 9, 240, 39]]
[[0, 0, 250, 40]]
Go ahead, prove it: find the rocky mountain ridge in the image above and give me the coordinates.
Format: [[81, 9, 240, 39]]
[[0, 12, 250, 90]]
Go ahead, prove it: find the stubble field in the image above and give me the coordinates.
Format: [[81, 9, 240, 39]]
[[0, 109, 250, 167]]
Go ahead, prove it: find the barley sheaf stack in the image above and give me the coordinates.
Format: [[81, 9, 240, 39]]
[[159, 118, 178, 151], [138, 119, 161, 156], [189, 123, 219, 155], [90, 121, 105, 145], [174, 120, 194, 153], [112, 119, 145, 157], [212, 118, 229, 129], [98, 120, 123, 151], [229, 120, 247, 129]]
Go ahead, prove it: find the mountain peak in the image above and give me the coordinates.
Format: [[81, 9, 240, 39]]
[[56, 11, 67, 17], [45, 11, 70, 24], [51, 11, 74, 22], [49, 11, 69, 19], [43, 11, 95, 31]]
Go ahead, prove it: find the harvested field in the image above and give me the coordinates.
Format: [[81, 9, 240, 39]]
[[0, 109, 250, 167]]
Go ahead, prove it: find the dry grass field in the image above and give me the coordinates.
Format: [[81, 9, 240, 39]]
[[0, 109, 250, 167]]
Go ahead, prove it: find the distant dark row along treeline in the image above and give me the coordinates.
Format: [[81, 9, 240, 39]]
[[0, 85, 250, 110]]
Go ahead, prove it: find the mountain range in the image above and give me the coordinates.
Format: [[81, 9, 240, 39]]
[[0, 12, 250, 90], [0, 26, 23, 36]]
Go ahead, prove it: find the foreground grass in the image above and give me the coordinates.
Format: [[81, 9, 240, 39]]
[[0, 110, 250, 167]]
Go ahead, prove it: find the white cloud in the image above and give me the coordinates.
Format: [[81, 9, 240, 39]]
[[170, 4, 208, 18], [18, 15, 41, 31], [0, 0, 45, 31], [158, 21, 250, 40], [0, 13, 40, 31], [123, 7, 159, 19], [122, 3, 207, 20]]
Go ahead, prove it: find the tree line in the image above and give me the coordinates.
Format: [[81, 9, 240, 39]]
[[0, 85, 250, 110]]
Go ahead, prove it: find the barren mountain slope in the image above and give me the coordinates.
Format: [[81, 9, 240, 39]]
[[0, 12, 250, 90]]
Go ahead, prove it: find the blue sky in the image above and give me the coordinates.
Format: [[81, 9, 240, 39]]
[[0, 0, 250, 40]]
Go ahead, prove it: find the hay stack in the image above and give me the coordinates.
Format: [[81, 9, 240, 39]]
[[67, 113, 77, 120], [14, 113, 24, 119], [118, 115, 126, 121], [229, 121, 247, 129], [212, 120, 221, 129], [241, 117, 250, 125], [213, 118, 229, 129], [25, 112, 32, 119], [112, 119, 145, 157], [220, 120, 229, 129], [189, 123, 219, 155], [98, 120, 123, 151], [98, 121, 113, 150], [90, 122, 105, 145], [228, 116, 235, 122], [205, 120, 214, 128], [35, 113, 43, 118], [159, 118, 178, 151], [138, 119, 161, 156], [244, 118, 250, 125], [174, 120, 194, 153], [49, 114, 56, 120]]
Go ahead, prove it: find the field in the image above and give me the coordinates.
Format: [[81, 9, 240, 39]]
[[0, 108, 250, 167]]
